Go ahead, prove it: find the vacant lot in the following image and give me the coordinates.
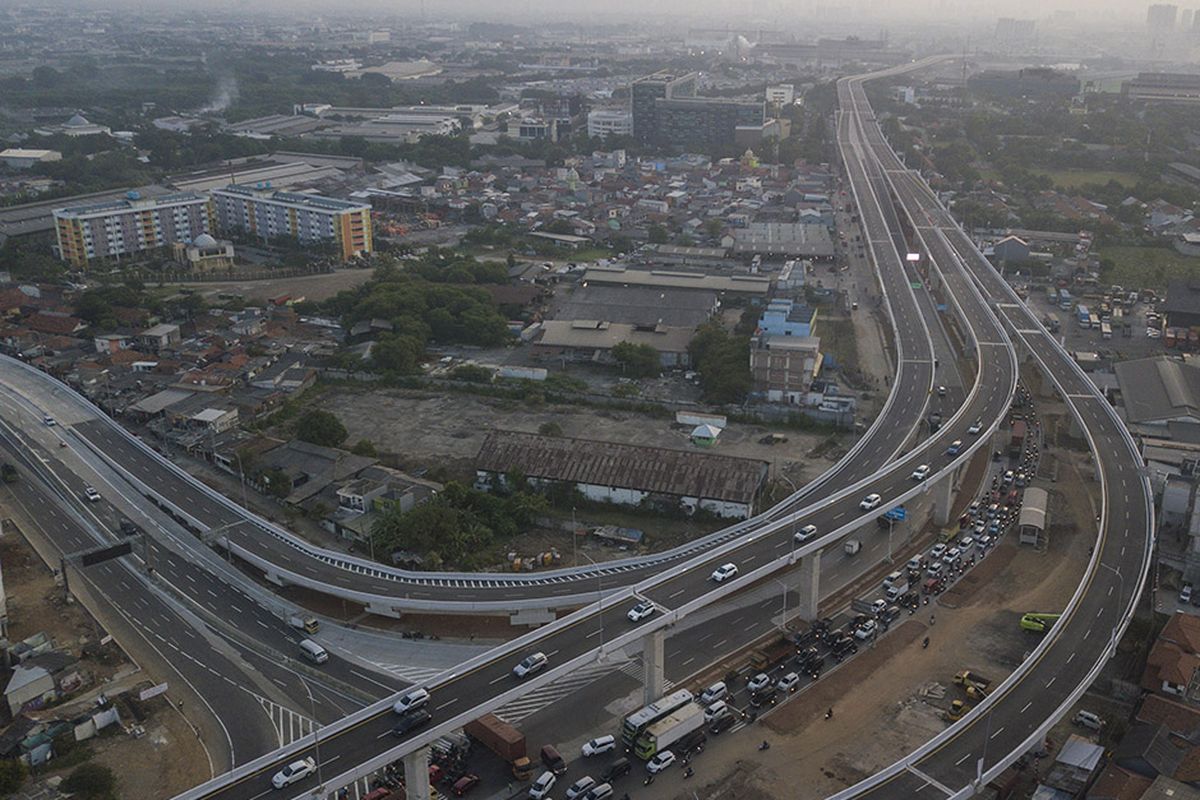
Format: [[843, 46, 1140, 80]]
[[168, 268, 373, 304], [1098, 245, 1199, 290], [323, 387, 833, 481]]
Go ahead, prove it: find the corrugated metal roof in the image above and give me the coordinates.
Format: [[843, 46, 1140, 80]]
[[475, 430, 767, 504]]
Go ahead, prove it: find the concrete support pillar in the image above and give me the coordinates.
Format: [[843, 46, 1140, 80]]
[[795, 549, 822, 621], [934, 471, 956, 527], [404, 747, 431, 800], [366, 601, 401, 619], [643, 629, 665, 706], [263, 569, 287, 588]]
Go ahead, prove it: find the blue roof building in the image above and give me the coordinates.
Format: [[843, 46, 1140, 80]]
[[757, 299, 817, 338]]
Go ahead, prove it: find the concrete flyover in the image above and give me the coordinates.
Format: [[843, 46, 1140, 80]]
[[152, 67, 1024, 800], [820, 63, 1153, 799], [0, 169, 956, 619]]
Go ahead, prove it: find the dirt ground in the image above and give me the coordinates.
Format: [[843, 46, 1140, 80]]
[[659, 434, 1100, 799], [323, 387, 834, 481], [168, 268, 373, 304], [33, 702, 210, 800], [0, 524, 212, 799], [0, 534, 117, 678]]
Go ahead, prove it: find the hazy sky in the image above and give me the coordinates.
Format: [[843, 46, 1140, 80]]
[[52, 0, 1170, 25]]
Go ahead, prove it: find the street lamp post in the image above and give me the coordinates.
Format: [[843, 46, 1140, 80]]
[[579, 552, 605, 656], [300, 679, 324, 791]]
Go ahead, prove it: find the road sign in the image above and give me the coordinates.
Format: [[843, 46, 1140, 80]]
[[80, 541, 132, 567], [884, 506, 907, 522]]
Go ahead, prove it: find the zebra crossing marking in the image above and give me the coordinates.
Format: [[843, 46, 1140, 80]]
[[255, 696, 315, 748]]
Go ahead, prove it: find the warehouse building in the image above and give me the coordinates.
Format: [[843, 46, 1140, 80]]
[[475, 430, 769, 519], [533, 320, 694, 367], [554, 285, 719, 329]]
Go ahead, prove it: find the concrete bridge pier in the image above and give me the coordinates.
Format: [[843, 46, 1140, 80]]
[[795, 549, 822, 621], [643, 629, 665, 705], [403, 747, 431, 800], [933, 468, 957, 527]]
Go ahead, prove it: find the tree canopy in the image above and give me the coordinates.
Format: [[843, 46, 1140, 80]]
[[295, 410, 348, 448]]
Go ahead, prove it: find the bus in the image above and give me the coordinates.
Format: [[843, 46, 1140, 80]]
[[619, 688, 693, 748], [1101, 322, 1112, 340], [1089, 313, 1101, 330]]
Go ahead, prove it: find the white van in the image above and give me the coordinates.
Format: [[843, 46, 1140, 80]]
[[882, 571, 904, 590], [299, 639, 328, 664], [1073, 710, 1105, 731], [906, 556, 922, 572], [699, 681, 728, 705], [958, 537, 976, 559]]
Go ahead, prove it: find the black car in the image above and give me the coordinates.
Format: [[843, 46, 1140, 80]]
[[898, 591, 920, 609], [823, 627, 847, 647], [392, 709, 432, 736], [600, 757, 632, 782], [811, 617, 832, 634], [709, 713, 737, 735], [676, 728, 707, 756], [830, 636, 858, 661], [749, 687, 779, 708], [793, 628, 819, 648]]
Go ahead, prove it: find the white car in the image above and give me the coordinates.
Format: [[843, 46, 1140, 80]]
[[704, 700, 728, 722], [859, 493, 882, 511], [626, 601, 655, 622], [83, 486, 101, 502], [927, 562, 945, 577], [581, 735, 615, 758], [943, 547, 962, 566], [794, 524, 818, 543], [968, 419, 983, 435], [747, 672, 772, 693], [910, 464, 930, 481], [565, 776, 597, 800], [855, 620, 878, 640], [529, 771, 556, 799], [930, 543, 947, 560], [42, 415, 56, 427], [870, 599, 887, 616], [513, 651, 548, 678], [392, 687, 430, 715], [272, 758, 317, 789], [646, 751, 676, 774], [710, 563, 738, 583], [777, 672, 801, 693]]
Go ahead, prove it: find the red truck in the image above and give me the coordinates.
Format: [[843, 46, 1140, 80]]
[[1009, 420, 1027, 457], [464, 714, 533, 780]]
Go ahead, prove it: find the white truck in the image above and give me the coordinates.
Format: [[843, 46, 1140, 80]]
[[633, 704, 704, 759], [844, 539, 861, 556], [884, 579, 909, 603]]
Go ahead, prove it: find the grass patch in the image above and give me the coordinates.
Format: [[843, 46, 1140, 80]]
[[1032, 168, 1139, 189], [1098, 245, 1200, 290], [820, 316, 864, 386]]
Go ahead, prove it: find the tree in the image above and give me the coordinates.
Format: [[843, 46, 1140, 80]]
[[0, 758, 25, 794], [373, 334, 423, 374], [688, 322, 752, 404], [350, 439, 377, 457], [62, 764, 116, 800], [647, 224, 669, 244], [538, 421, 563, 437], [295, 410, 348, 448], [611, 341, 661, 378], [704, 219, 724, 238]]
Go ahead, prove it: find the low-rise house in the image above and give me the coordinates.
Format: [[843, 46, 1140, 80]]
[[1143, 613, 1200, 704], [138, 323, 182, 353]]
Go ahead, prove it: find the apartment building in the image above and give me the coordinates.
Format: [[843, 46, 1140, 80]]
[[210, 185, 373, 261], [53, 191, 213, 268]]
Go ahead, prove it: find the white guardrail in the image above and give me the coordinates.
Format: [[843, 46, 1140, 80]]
[[822, 73, 1154, 799]]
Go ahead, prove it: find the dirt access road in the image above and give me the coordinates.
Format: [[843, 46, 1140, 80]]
[[640, 441, 1098, 799]]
